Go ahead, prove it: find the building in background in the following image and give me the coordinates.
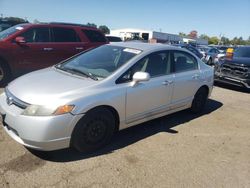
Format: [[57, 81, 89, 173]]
[[110, 28, 208, 45]]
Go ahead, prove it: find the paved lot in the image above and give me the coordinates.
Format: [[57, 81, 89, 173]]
[[0, 85, 250, 188]]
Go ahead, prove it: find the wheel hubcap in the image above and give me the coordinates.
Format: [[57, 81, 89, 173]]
[[85, 120, 107, 144]]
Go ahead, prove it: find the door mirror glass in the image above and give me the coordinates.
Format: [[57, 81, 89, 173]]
[[15, 36, 26, 44]]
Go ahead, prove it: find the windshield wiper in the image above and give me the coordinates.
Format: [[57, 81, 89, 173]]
[[56, 66, 98, 81]]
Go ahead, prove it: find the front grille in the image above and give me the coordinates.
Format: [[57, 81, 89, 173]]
[[5, 88, 29, 109], [221, 63, 249, 78]]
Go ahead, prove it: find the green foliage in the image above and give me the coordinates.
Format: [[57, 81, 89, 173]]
[[98, 25, 110, 34], [179, 32, 187, 37], [200, 34, 210, 41], [209, 36, 219, 45], [86, 23, 97, 28], [2, 17, 27, 23]]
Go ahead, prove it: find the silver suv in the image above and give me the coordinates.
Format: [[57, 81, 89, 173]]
[[0, 42, 214, 152]]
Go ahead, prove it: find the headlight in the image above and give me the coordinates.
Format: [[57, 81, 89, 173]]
[[22, 104, 75, 116]]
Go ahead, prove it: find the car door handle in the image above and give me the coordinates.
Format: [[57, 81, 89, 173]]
[[192, 74, 200, 79], [75, 47, 84, 50], [162, 80, 173, 85], [43, 48, 53, 51]]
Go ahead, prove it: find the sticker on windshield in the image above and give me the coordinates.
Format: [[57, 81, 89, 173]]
[[123, 48, 141, 54], [15, 26, 24, 30]]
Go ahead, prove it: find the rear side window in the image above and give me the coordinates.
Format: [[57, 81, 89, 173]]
[[173, 51, 198, 72], [82, 29, 107, 42], [52, 27, 80, 42], [20, 27, 50, 43]]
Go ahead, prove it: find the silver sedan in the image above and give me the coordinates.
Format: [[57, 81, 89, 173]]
[[0, 42, 214, 152]]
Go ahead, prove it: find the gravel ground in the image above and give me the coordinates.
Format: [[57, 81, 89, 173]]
[[0, 85, 250, 188]]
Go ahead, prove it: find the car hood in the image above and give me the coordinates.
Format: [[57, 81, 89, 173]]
[[7, 67, 99, 106], [225, 57, 250, 66]]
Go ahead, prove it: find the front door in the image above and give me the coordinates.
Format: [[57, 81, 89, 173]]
[[11, 26, 57, 74], [124, 51, 174, 123]]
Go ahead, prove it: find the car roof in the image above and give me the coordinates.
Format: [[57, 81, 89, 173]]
[[15, 22, 98, 29], [108, 42, 180, 52]]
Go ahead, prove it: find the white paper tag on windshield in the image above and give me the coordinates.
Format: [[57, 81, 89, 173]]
[[123, 48, 141, 54]]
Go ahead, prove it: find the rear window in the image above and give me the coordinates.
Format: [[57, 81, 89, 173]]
[[82, 29, 107, 42], [52, 27, 80, 42]]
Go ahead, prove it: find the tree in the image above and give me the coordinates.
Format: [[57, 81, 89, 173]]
[[188, 30, 198, 39], [86, 22, 97, 28], [98, 25, 110, 34], [3, 16, 27, 23], [220, 36, 230, 45], [200, 34, 210, 41], [209, 36, 219, 45], [179, 32, 187, 37]]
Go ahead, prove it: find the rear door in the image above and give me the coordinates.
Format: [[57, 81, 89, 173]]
[[50, 27, 83, 63], [170, 50, 201, 108], [81, 29, 108, 49]]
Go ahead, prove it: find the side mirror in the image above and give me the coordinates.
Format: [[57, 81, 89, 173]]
[[15, 36, 26, 44], [131, 72, 150, 86]]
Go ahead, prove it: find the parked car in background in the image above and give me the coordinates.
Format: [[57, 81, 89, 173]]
[[0, 42, 214, 152], [197, 46, 210, 58], [0, 22, 108, 85], [106, 35, 122, 42], [205, 47, 225, 65], [172, 44, 203, 59], [217, 46, 228, 53], [214, 46, 250, 89]]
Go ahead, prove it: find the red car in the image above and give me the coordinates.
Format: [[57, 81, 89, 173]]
[[0, 22, 108, 85]]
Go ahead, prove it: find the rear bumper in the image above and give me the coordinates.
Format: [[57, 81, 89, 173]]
[[214, 72, 250, 89]]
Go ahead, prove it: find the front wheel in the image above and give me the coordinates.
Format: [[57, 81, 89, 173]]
[[71, 107, 116, 153], [190, 87, 208, 114]]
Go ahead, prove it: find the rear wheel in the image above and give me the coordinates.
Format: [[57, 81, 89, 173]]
[[0, 61, 11, 86], [207, 58, 212, 66], [190, 87, 208, 114], [71, 107, 115, 153]]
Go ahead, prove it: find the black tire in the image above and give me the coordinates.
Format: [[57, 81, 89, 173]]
[[71, 107, 116, 153], [207, 58, 213, 66], [190, 87, 208, 114], [0, 60, 11, 86]]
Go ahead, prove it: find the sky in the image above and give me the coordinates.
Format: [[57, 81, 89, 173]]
[[0, 0, 250, 39]]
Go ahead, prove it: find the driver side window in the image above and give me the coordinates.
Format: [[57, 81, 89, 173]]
[[116, 51, 171, 84]]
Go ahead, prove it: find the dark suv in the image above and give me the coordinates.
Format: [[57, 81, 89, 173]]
[[0, 22, 108, 85], [214, 46, 250, 89]]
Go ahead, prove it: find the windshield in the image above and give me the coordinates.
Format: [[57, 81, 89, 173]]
[[233, 47, 250, 58], [0, 25, 24, 40], [56, 45, 141, 79]]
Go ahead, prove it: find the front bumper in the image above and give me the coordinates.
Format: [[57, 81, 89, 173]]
[[0, 93, 83, 151], [214, 72, 250, 89]]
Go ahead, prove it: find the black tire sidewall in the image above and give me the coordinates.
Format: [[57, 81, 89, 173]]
[[0, 61, 11, 86], [71, 108, 115, 153], [191, 88, 208, 113]]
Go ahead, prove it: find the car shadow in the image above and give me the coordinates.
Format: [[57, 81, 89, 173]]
[[215, 82, 250, 93], [28, 99, 223, 162]]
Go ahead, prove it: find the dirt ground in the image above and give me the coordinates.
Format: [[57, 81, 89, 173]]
[[0, 85, 250, 188]]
